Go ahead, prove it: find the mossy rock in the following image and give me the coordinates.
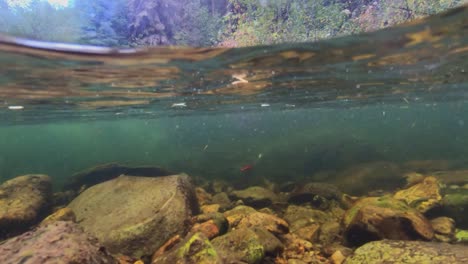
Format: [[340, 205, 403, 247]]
[[343, 196, 433, 246], [344, 240, 468, 264], [393, 176, 442, 213], [456, 229, 468, 243], [152, 232, 222, 264], [211, 228, 265, 264]]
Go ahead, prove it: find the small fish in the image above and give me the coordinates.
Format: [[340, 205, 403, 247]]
[[240, 164, 253, 172]]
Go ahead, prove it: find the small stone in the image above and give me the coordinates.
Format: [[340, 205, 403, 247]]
[[250, 226, 284, 256], [190, 220, 221, 239], [456, 229, 468, 243], [224, 206, 289, 235], [152, 233, 222, 264], [212, 228, 264, 264], [201, 204, 220, 214], [318, 221, 341, 246], [195, 187, 212, 206], [330, 250, 346, 264], [431, 217, 456, 242], [211, 192, 232, 211], [431, 217, 455, 235], [230, 186, 278, 208], [295, 224, 320, 242]]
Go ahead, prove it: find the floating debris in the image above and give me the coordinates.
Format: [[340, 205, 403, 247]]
[[171, 102, 187, 108], [8, 105, 24, 110]]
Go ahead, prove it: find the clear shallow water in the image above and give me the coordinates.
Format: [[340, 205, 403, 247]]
[[0, 6, 467, 189]]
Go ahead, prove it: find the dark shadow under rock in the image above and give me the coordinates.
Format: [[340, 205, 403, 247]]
[[62, 162, 174, 192]]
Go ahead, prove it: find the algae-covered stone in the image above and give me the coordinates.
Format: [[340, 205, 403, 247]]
[[151, 232, 222, 264], [439, 189, 468, 229], [40, 207, 76, 226], [0, 221, 116, 264], [0, 174, 52, 239], [211, 227, 265, 264], [344, 240, 468, 264], [224, 205, 289, 235], [393, 176, 442, 213], [230, 186, 278, 208], [68, 174, 198, 258], [343, 196, 433, 246], [456, 229, 468, 243], [431, 217, 456, 243]]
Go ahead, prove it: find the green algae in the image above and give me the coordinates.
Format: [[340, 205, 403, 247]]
[[455, 229, 468, 243]]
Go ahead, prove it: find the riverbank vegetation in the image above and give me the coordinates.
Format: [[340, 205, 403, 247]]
[[0, 0, 466, 47]]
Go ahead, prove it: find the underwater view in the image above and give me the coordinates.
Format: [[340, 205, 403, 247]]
[[1, 1, 468, 264]]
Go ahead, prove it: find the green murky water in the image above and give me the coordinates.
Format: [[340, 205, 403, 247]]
[[0, 6, 467, 191]]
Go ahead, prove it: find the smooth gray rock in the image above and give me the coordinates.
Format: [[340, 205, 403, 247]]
[[68, 174, 198, 258]]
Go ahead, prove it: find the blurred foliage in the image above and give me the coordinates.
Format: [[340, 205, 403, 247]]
[[75, 0, 130, 46], [0, 0, 466, 46], [0, 0, 80, 43]]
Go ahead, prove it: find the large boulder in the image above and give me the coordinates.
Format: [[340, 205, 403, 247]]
[[343, 196, 434, 246], [0, 221, 116, 264], [68, 174, 198, 258], [0, 174, 52, 239], [344, 240, 468, 264]]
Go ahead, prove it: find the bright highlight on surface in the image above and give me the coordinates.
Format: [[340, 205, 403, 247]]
[[7, 0, 69, 8], [47, 0, 68, 7]]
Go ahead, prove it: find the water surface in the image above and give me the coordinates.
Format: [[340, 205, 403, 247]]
[[0, 6, 467, 188]]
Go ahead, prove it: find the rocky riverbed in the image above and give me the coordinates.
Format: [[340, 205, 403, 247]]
[[1, 161, 468, 263]]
